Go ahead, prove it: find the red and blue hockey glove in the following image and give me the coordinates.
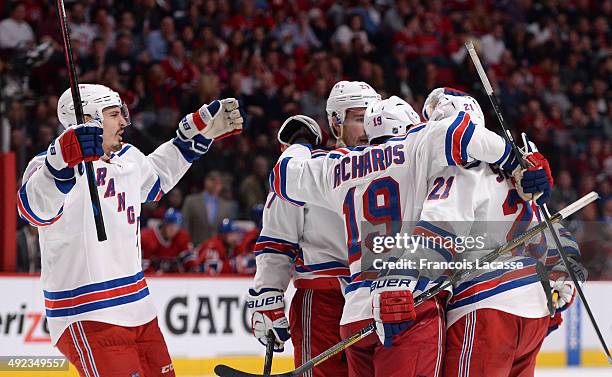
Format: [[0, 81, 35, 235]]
[[370, 278, 417, 348], [174, 98, 243, 162], [47, 121, 104, 168], [246, 288, 290, 352], [500, 133, 553, 205], [519, 150, 553, 205], [45, 121, 103, 191]]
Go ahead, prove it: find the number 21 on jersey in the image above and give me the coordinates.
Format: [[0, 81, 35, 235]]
[[427, 176, 454, 200]]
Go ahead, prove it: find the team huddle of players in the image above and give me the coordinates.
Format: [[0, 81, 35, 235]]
[[17, 78, 582, 377], [247, 82, 583, 377]]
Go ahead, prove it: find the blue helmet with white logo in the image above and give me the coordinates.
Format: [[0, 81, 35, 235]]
[[218, 218, 240, 234], [162, 208, 183, 225]]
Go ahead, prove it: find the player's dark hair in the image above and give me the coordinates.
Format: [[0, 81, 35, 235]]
[[370, 136, 392, 146]]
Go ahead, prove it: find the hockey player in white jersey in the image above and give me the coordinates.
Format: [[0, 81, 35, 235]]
[[363, 89, 579, 377], [442, 164, 583, 377], [17, 84, 242, 377], [246, 81, 380, 376], [268, 91, 554, 377], [415, 88, 583, 377]]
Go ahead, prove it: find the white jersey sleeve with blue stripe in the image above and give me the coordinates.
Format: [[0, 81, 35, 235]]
[[136, 140, 192, 203], [269, 144, 338, 208], [253, 192, 303, 291], [17, 154, 70, 227], [426, 111, 511, 168]]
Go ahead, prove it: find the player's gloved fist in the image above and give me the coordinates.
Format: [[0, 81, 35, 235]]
[[550, 270, 575, 311], [174, 99, 243, 162], [278, 115, 322, 147], [45, 121, 103, 179], [191, 98, 243, 140], [518, 151, 553, 204], [370, 278, 417, 347], [246, 288, 290, 352], [510, 133, 553, 205]]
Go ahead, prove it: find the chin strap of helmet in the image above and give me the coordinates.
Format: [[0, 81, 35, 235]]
[[332, 112, 347, 147]]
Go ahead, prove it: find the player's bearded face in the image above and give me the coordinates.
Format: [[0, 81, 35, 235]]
[[101, 106, 128, 154], [339, 108, 368, 147]]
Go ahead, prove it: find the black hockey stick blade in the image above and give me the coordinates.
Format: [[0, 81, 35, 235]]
[[215, 365, 295, 377], [216, 322, 376, 377]]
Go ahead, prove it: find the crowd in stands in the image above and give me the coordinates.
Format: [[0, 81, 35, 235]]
[[3, 0, 610, 278]]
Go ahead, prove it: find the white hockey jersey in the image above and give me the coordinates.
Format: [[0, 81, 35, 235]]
[[253, 193, 350, 291], [269, 112, 515, 324], [17, 141, 191, 344], [445, 163, 580, 327], [253, 150, 350, 292]]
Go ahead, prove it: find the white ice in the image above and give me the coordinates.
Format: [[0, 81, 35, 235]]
[[535, 367, 611, 376]]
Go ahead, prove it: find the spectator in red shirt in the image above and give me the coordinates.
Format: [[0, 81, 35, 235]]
[[415, 19, 443, 58], [195, 218, 256, 275], [141, 208, 194, 273], [161, 39, 200, 90]]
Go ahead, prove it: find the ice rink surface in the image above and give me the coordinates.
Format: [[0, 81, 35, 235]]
[[534, 368, 611, 376]]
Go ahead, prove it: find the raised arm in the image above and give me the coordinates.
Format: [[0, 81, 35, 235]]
[[269, 144, 339, 209], [426, 111, 517, 169], [140, 98, 243, 202], [17, 122, 103, 226]]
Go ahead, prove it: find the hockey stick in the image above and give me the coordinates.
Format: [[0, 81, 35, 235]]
[[263, 331, 275, 375], [56, 0, 107, 241], [466, 40, 612, 365], [535, 257, 556, 317], [464, 42, 556, 318], [214, 192, 598, 377]]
